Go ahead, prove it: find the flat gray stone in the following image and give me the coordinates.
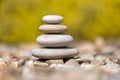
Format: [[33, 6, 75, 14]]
[[32, 48, 79, 59], [42, 15, 64, 24], [36, 34, 73, 47], [39, 24, 67, 33]]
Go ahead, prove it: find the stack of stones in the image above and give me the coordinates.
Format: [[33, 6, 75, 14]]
[[32, 15, 78, 59]]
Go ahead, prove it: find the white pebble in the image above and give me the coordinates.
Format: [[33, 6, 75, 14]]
[[42, 15, 64, 24]]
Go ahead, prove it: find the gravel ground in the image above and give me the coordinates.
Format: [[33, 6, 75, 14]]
[[1, 37, 120, 80]]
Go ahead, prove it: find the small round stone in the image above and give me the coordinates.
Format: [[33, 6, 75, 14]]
[[39, 24, 67, 33], [32, 48, 79, 59], [36, 34, 73, 47], [65, 59, 80, 68], [42, 15, 64, 24]]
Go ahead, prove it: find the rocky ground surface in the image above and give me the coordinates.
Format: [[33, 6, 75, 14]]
[[1, 37, 120, 80]]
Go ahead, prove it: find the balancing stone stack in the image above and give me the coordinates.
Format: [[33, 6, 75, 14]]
[[32, 15, 79, 59]]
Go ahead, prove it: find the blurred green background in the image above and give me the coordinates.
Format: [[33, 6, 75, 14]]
[[0, 0, 120, 43]]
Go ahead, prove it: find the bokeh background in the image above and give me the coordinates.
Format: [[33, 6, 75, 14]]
[[0, 0, 120, 44]]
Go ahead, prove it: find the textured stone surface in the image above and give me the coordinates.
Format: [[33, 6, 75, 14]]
[[39, 24, 67, 33], [42, 15, 64, 24], [36, 34, 73, 47], [32, 48, 79, 59]]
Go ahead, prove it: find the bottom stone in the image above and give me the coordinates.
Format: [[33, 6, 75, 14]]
[[32, 47, 79, 59]]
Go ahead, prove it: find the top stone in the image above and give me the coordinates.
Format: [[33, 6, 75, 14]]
[[42, 15, 64, 24]]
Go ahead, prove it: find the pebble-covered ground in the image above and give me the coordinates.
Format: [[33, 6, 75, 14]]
[[1, 37, 120, 80]]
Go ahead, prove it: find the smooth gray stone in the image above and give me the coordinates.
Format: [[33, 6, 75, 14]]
[[65, 59, 80, 68], [32, 48, 79, 59], [39, 24, 67, 33], [36, 34, 73, 47], [42, 15, 64, 24]]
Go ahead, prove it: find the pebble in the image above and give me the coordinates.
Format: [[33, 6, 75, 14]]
[[75, 54, 94, 63], [32, 48, 78, 59], [18, 59, 25, 67], [36, 34, 73, 47], [50, 63, 64, 69], [107, 61, 119, 67], [91, 55, 106, 65], [111, 58, 120, 64], [105, 56, 120, 64], [80, 63, 95, 70], [65, 59, 80, 68], [92, 60, 105, 66], [95, 55, 106, 62], [39, 24, 67, 33], [0, 59, 7, 69], [25, 60, 34, 68], [10, 59, 25, 69], [34, 61, 49, 67], [100, 61, 120, 73], [100, 66, 120, 74], [49, 59, 80, 70], [42, 15, 64, 24], [46, 59, 64, 64], [10, 59, 19, 69]]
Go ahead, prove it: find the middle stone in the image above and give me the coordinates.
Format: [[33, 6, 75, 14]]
[[36, 34, 73, 47], [39, 24, 67, 33]]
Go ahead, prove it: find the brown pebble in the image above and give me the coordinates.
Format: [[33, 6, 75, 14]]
[[34, 61, 49, 67], [46, 59, 64, 64]]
